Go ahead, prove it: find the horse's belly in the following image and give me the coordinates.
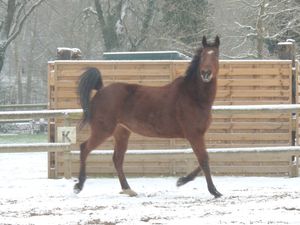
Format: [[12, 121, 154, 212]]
[[120, 120, 183, 138]]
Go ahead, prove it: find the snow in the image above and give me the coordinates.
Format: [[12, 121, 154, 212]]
[[278, 42, 294, 45], [1, 153, 300, 225]]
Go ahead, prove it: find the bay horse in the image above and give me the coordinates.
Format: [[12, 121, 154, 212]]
[[74, 36, 222, 198]]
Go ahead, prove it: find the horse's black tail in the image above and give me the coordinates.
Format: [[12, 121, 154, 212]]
[[77, 67, 103, 128]]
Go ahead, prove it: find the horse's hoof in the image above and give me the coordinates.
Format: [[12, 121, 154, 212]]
[[213, 191, 222, 198], [73, 183, 82, 194], [176, 176, 189, 187], [120, 189, 138, 197]]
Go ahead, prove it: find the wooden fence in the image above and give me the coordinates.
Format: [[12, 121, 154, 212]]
[[58, 147, 299, 178], [48, 60, 293, 149], [0, 110, 73, 178], [0, 106, 299, 178], [46, 59, 300, 178]]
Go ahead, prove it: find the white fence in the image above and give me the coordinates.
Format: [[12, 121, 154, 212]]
[[0, 104, 300, 178]]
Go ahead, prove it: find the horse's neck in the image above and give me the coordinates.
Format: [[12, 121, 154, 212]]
[[199, 80, 217, 106], [185, 76, 217, 106]]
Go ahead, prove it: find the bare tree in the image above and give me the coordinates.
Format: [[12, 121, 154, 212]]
[[224, 0, 300, 59], [87, 0, 156, 51], [0, 0, 46, 74], [161, 0, 212, 44]]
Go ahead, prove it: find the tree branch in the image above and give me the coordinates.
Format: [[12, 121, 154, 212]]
[[94, 0, 106, 28], [133, 0, 155, 49], [0, 0, 7, 7], [2, 0, 16, 40], [240, 0, 264, 8], [234, 21, 255, 31], [9, 2, 26, 37], [5, 0, 46, 48], [231, 36, 249, 51]]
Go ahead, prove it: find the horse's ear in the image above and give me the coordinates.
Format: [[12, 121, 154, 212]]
[[215, 36, 220, 47], [202, 36, 207, 47]]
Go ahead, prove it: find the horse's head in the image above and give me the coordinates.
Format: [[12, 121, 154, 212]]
[[199, 36, 220, 83]]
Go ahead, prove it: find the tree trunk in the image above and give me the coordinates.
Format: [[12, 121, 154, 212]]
[[25, 15, 38, 103], [94, 0, 120, 51], [128, 0, 155, 51], [256, 0, 266, 59], [13, 43, 23, 104], [0, 47, 4, 72]]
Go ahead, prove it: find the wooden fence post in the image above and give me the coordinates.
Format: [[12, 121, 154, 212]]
[[289, 155, 299, 177], [63, 113, 72, 178], [63, 145, 72, 179], [278, 40, 297, 146]]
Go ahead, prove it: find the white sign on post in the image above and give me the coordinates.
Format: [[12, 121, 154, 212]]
[[57, 127, 76, 144]]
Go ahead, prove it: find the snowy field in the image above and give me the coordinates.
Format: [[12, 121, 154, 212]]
[[0, 153, 300, 225]]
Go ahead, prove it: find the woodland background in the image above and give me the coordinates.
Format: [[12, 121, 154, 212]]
[[0, 0, 299, 104]]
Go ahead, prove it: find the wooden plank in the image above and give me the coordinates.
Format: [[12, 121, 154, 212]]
[[0, 143, 70, 153], [219, 68, 291, 76], [205, 133, 289, 141], [212, 113, 290, 119], [209, 151, 294, 162], [209, 122, 289, 130], [216, 90, 290, 98], [218, 79, 290, 87], [211, 166, 288, 176]]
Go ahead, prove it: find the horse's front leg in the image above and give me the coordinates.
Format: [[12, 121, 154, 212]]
[[113, 126, 137, 197], [177, 166, 201, 187], [188, 136, 222, 198]]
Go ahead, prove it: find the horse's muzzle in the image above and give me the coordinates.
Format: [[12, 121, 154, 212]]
[[201, 70, 213, 83]]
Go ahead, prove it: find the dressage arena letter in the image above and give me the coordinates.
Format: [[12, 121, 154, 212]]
[[57, 127, 76, 144]]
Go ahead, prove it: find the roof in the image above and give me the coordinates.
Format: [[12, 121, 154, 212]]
[[103, 51, 191, 60]]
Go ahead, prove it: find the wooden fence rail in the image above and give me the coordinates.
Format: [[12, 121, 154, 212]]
[[212, 104, 300, 114], [0, 109, 82, 120], [0, 104, 300, 120], [0, 143, 71, 178], [0, 103, 48, 111], [0, 143, 70, 153]]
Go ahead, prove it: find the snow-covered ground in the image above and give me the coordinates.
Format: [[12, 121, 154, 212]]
[[0, 153, 300, 225]]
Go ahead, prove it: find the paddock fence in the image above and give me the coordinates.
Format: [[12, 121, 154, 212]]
[[46, 59, 300, 178], [0, 110, 74, 178], [0, 103, 47, 111], [0, 105, 299, 178], [48, 60, 294, 149]]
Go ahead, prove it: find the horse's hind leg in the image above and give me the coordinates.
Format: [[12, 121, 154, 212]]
[[113, 126, 137, 197], [74, 125, 113, 194], [188, 136, 222, 198], [177, 166, 201, 187]]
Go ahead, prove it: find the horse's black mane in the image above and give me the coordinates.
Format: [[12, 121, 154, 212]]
[[184, 47, 202, 81]]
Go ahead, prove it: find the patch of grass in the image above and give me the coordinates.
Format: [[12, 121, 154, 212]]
[[0, 133, 48, 144]]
